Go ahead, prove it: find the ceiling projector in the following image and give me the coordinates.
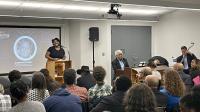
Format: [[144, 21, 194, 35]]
[[103, 4, 122, 19]]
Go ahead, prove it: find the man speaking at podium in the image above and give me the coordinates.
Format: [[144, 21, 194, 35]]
[[45, 38, 66, 61], [112, 50, 129, 79]]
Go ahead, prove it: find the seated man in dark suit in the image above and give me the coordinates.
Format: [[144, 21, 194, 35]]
[[112, 50, 129, 79], [176, 46, 197, 74], [90, 75, 132, 112], [145, 75, 167, 107]]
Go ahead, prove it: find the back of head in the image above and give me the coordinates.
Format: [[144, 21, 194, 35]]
[[40, 68, 53, 82], [140, 67, 152, 77], [145, 75, 160, 89], [115, 76, 132, 92], [64, 69, 76, 85], [8, 70, 21, 82], [147, 62, 157, 69], [10, 80, 28, 101], [124, 83, 157, 112], [164, 69, 185, 97], [0, 84, 4, 94], [173, 63, 184, 72], [93, 66, 106, 82], [192, 85, 200, 94], [180, 93, 200, 112], [40, 68, 50, 77], [32, 71, 47, 89]]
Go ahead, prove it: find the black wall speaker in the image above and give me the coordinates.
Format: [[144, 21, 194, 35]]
[[89, 27, 99, 41]]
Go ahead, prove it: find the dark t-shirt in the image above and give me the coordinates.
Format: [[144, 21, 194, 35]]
[[47, 46, 65, 59]]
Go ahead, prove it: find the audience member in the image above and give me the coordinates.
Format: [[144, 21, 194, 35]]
[[77, 66, 95, 90], [91, 76, 132, 112], [20, 75, 32, 89], [88, 66, 112, 110], [64, 69, 88, 101], [173, 63, 192, 84], [190, 59, 200, 79], [0, 83, 11, 112], [173, 63, 193, 92], [8, 80, 46, 112], [180, 93, 200, 112], [43, 88, 82, 112], [5, 70, 21, 106], [160, 69, 185, 112], [40, 69, 60, 95], [8, 70, 21, 83], [145, 75, 167, 107], [28, 72, 50, 102], [124, 83, 157, 112], [148, 56, 169, 67], [192, 85, 200, 94], [147, 62, 162, 79], [176, 46, 197, 74], [137, 67, 152, 83]]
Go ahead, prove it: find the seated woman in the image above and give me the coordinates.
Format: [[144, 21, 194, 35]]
[[28, 72, 50, 102], [124, 83, 157, 112], [190, 59, 200, 79], [88, 66, 112, 110], [160, 69, 185, 112], [40, 69, 60, 95], [8, 80, 46, 112]]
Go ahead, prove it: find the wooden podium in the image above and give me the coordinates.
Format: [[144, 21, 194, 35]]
[[46, 60, 71, 83], [115, 67, 132, 80], [115, 67, 139, 84]]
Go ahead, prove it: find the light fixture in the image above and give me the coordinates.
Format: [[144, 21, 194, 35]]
[[0, 1, 21, 6]]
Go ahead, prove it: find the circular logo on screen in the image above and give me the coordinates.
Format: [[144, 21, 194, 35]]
[[13, 36, 37, 61]]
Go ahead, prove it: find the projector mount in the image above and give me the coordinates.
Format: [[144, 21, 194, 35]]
[[107, 4, 122, 19]]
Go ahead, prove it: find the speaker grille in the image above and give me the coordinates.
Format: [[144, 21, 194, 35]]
[[89, 27, 99, 41]]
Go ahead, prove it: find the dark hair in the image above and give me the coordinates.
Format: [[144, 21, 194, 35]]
[[51, 38, 60, 44], [32, 72, 47, 89], [8, 70, 21, 82], [181, 46, 187, 50], [192, 85, 200, 94], [147, 62, 157, 69], [124, 83, 157, 112], [93, 66, 106, 82], [115, 76, 132, 92], [180, 94, 193, 112], [10, 80, 28, 100], [64, 69, 76, 85], [180, 93, 200, 112], [40, 68, 53, 82], [48, 81, 61, 95]]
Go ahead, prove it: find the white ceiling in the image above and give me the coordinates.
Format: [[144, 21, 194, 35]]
[[0, 0, 176, 21], [85, 0, 200, 9]]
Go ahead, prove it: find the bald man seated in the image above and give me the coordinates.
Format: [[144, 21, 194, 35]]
[[145, 75, 167, 107], [173, 63, 192, 85]]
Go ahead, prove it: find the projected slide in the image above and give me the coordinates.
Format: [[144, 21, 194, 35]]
[[0, 26, 60, 74]]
